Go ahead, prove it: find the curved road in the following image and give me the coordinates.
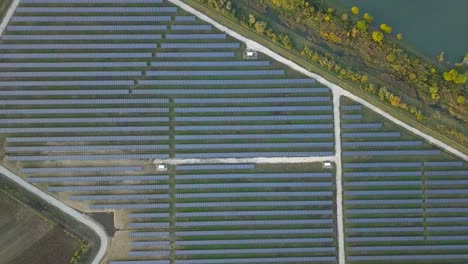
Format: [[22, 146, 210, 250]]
[[0, 166, 109, 264]]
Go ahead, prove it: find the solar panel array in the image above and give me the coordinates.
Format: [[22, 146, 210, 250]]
[[340, 97, 468, 263]]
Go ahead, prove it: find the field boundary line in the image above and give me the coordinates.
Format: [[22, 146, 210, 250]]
[[0, 166, 109, 264], [170, 0, 467, 163], [0, 0, 20, 36]]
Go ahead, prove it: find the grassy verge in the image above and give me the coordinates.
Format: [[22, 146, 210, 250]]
[[0, 0, 13, 22], [181, 0, 467, 155]]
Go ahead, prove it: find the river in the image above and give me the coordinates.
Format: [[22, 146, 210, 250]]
[[340, 0, 468, 62]]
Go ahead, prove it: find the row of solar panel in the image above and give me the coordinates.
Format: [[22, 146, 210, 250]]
[[20, 166, 143, 173], [0, 98, 166, 104], [147, 70, 285, 76], [7, 154, 170, 161], [0, 108, 168, 114], [139, 79, 316, 85], [175, 191, 333, 199], [342, 123, 382, 129], [70, 194, 170, 201], [16, 7, 178, 13], [175, 133, 333, 140], [22, 0, 164, 3], [175, 142, 334, 150], [92, 204, 168, 209], [175, 164, 254, 171], [1, 117, 169, 124], [174, 97, 329, 103], [131, 228, 332, 237], [2, 34, 162, 40], [137, 238, 333, 246], [49, 184, 169, 192], [0, 126, 169, 133], [133, 247, 335, 255], [175, 172, 332, 179], [27, 175, 169, 182], [0, 43, 158, 49], [174, 152, 334, 158], [175, 182, 332, 189], [8, 25, 212, 31], [175, 210, 333, 217], [344, 161, 464, 168], [0, 53, 152, 59], [0, 62, 146, 67], [175, 258, 336, 264], [176, 108, 330, 114], [343, 150, 441, 156], [0, 80, 134, 86], [174, 115, 333, 122], [175, 124, 333, 130], [152, 61, 270, 67], [134, 88, 329, 95], [0, 71, 143, 77], [343, 141, 424, 148], [12, 15, 179, 22], [8, 135, 170, 143], [344, 171, 422, 177]]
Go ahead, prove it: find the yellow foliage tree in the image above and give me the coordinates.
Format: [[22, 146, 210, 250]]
[[363, 13, 373, 23], [372, 31, 384, 43], [351, 6, 359, 15], [380, 24, 393, 34], [396, 33, 403, 40]]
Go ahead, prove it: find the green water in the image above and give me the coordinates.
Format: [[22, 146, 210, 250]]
[[340, 0, 468, 62]]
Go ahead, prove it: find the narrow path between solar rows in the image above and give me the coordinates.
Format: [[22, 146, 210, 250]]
[[0, 0, 20, 36]]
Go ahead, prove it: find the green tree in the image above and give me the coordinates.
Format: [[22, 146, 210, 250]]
[[363, 13, 373, 23], [372, 31, 384, 43], [351, 6, 359, 15], [457, 95, 465, 104], [380, 24, 393, 34], [254, 21, 267, 34], [429, 86, 440, 100], [248, 14, 256, 26], [356, 20, 368, 32]]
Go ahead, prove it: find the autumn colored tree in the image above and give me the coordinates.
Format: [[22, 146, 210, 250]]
[[363, 13, 373, 23], [380, 24, 393, 34], [443, 69, 467, 84], [248, 14, 256, 26], [396, 33, 403, 40], [351, 6, 359, 15], [372, 31, 384, 43], [356, 20, 367, 32]]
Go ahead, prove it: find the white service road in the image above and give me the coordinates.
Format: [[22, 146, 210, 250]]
[[0, 166, 109, 264], [0, 0, 20, 36]]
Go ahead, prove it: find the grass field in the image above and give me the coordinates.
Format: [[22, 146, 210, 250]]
[[0, 182, 79, 264], [0, 0, 13, 22]]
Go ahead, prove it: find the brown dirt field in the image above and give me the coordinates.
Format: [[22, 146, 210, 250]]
[[7, 227, 79, 264], [0, 191, 79, 264]]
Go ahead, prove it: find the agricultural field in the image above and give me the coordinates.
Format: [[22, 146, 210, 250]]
[[0, 182, 80, 264], [0, 0, 466, 264], [341, 97, 468, 263]]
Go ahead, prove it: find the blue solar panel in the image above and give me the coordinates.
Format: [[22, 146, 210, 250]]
[[140, 79, 316, 86], [176, 182, 332, 189], [343, 150, 441, 156], [0, 126, 168, 133], [346, 227, 424, 233], [1, 90, 129, 96], [176, 210, 332, 217], [345, 199, 422, 205], [48, 184, 168, 192], [175, 229, 332, 236], [28, 175, 168, 183], [0, 71, 142, 78], [342, 132, 400, 138], [70, 194, 169, 201], [165, 34, 226, 39], [160, 43, 239, 49], [170, 25, 212, 31], [147, 70, 284, 76], [175, 200, 331, 208], [424, 161, 464, 167], [1, 117, 168, 124], [426, 189, 468, 195], [151, 61, 270, 67], [175, 247, 334, 255], [0, 80, 134, 87], [134, 88, 329, 94], [92, 204, 169, 209], [345, 208, 423, 214], [131, 241, 170, 247], [175, 133, 332, 140], [175, 238, 332, 245], [345, 181, 421, 187], [21, 0, 164, 3], [20, 166, 142, 173], [129, 251, 170, 256], [155, 52, 234, 58], [175, 97, 328, 103], [8, 25, 167, 31], [128, 222, 170, 228], [425, 170, 468, 176], [345, 190, 422, 196], [344, 162, 422, 168], [426, 198, 468, 204], [343, 141, 423, 147], [425, 180, 468, 185], [342, 123, 382, 129], [344, 171, 422, 177], [341, 105, 363, 110], [11, 15, 170, 22], [347, 236, 424, 242], [0, 62, 147, 68], [342, 114, 362, 120], [175, 192, 332, 199], [16, 7, 177, 13], [129, 232, 170, 237], [0, 53, 152, 59], [427, 217, 468, 222], [128, 213, 170, 219], [0, 44, 157, 49], [175, 142, 333, 150], [349, 254, 468, 261], [7, 154, 170, 161], [110, 261, 169, 264], [175, 115, 332, 122], [0, 108, 167, 114], [9, 144, 169, 152], [175, 152, 333, 159], [427, 235, 468, 241], [346, 218, 423, 224], [176, 257, 335, 264], [176, 219, 332, 227], [175, 164, 254, 171], [175, 106, 331, 113], [0, 98, 166, 105], [3, 34, 162, 40], [8, 135, 169, 143], [176, 124, 332, 131], [175, 173, 331, 180]]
